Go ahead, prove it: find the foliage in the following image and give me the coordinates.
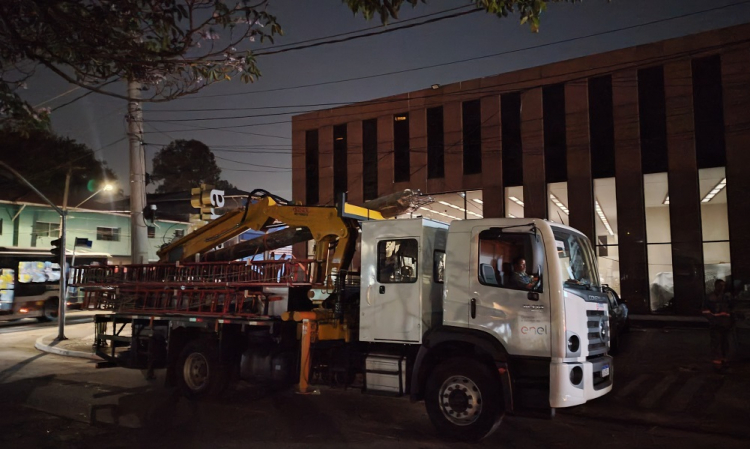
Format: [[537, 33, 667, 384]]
[[343, 0, 579, 32], [0, 0, 572, 131], [0, 129, 117, 205], [0, 0, 283, 129], [151, 139, 233, 193]]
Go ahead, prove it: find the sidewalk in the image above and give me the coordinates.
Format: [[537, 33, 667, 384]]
[[34, 310, 105, 361]]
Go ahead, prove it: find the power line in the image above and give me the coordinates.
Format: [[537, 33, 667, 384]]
[[253, 5, 475, 52], [253, 7, 482, 57], [183, 0, 750, 101], [144, 32, 750, 135]]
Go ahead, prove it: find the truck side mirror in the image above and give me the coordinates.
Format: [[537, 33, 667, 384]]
[[527, 292, 539, 301]]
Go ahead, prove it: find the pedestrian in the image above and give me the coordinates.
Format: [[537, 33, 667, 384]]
[[702, 279, 736, 371]]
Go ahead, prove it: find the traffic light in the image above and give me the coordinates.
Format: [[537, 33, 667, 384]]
[[50, 238, 63, 259], [191, 184, 216, 221]]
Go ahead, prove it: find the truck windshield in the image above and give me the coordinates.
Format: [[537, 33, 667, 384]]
[[552, 228, 599, 290]]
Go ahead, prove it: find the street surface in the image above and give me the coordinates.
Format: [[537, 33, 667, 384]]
[[1, 320, 749, 449]]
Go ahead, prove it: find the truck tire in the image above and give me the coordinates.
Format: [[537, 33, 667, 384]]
[[177, 339, 228, 400], [37, 299, 59, 322], [424, 357, 504, 442]]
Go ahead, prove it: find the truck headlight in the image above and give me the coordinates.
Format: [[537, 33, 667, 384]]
[[568, 335, 580, 353]]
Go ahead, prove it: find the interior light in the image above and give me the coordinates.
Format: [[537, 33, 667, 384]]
[[701, 178, 727, 203], [663, 195, 670, 205], [594, 199, 614, 236], [394, 115, 407, 121], [549, 194, 569, 215], [509, 196, 524, 207], [472, 199, 484, 204]]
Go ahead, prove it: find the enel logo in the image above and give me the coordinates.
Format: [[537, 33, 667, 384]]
[[521, 326, 547, 335]]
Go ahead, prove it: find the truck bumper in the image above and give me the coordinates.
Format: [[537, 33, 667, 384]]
[[549, 356, 613, 408]]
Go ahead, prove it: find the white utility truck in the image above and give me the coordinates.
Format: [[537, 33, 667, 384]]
[[74, 195, 612, 441]]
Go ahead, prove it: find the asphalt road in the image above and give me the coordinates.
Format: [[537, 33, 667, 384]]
[[0, 312, 94, 334], [1, 323, 747, 449]]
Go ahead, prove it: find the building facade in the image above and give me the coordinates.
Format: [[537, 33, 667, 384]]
[[292, 24, 750, 315], [0, 201, 189, 263]]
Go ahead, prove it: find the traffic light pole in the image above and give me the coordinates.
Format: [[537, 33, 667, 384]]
[[56, 169, 72, 341], [56, 213, 68, 341], [0, 163, 67, 339]]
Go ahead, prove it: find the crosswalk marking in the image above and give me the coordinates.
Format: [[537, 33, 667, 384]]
[[665, 376, 704, 412], [639, 375, 677, 409]]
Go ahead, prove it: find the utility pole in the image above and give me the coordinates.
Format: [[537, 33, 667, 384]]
[[127, 79, 149, 264]]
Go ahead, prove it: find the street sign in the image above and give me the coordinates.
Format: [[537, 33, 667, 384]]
[[74, 238, 93, 248]]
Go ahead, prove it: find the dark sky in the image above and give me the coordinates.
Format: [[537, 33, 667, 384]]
[[17, 0, 750, 200]]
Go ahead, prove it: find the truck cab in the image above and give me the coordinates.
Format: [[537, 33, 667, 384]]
[[359, 218, 612, 440]]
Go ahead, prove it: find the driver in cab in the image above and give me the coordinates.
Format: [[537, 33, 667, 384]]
[[512, 257, 538, 290]]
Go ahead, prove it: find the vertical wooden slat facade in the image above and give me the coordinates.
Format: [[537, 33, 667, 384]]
[[289, 25, 750, 313], [481, 95, 504, 218], [664, 60, 705, 314], [347, 121, 364, 205], [565, 79, 595, 243], [722, 49, 750, 290], [376, 115, 393, 198], [612, 70, 650, 314], [521, 88, 547, 220], [443, 101, 463, 192]]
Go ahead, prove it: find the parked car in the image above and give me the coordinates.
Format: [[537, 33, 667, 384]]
[[603, 284, 629, 353]]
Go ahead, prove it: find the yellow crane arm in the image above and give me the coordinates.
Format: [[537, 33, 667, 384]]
[[157, 196, 383, 288]]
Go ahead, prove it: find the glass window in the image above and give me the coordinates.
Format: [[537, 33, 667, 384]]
[[594, 178, 619, 293], [644, 172, 672, 312], [33, 222, 60, 238], [96, 227, 121, 242], [394, 113, 410, 182], [505, 186, 524, 218], [377, 239, 418, 283], [547, 182, 569, 226], [305, 129, 319, 205], [174, 229, 186, 238], [700, 167, 730, 294], [416, 191, 483, 223], [18, 261, 60, 283], [478, 229, 543, 291], [147, 226, 156, 238], [433, 250, 445, 283], [462, 100, 482, 175], [552, 227, 600, 290]]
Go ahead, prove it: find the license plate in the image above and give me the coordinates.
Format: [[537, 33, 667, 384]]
[[601, 365, 610, 377]]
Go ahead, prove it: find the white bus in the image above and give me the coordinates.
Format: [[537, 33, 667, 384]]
[[0, 247, 109, 322]]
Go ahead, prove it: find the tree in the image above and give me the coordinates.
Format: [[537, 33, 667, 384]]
[[0, 0, 572, 131], [344, 1, 577, 32], [151, 139, 233, 193], [0, 129, 117, 205]]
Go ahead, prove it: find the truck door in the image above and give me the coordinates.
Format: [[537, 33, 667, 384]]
[[468, 226, 552, 358], [360, 237, 421, 343]]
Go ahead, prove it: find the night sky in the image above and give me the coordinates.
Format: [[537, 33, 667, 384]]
[[16, 0, 750, 200]]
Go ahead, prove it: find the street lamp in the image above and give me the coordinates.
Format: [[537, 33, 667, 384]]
[[75, 183, 113, 208]]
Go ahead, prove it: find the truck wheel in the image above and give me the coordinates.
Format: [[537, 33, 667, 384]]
[[177, 340, 227, 400], [424, 357, 504, 442], [37, 299, 59, 322]]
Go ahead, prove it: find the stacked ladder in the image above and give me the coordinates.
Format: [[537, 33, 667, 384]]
[[70, 259, 317, 318]]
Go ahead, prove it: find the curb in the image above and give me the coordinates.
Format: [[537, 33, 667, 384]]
[[35, 335, 103, 361]]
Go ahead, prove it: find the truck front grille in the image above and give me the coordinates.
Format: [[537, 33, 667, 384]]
[[586, 310, 609, 357]]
